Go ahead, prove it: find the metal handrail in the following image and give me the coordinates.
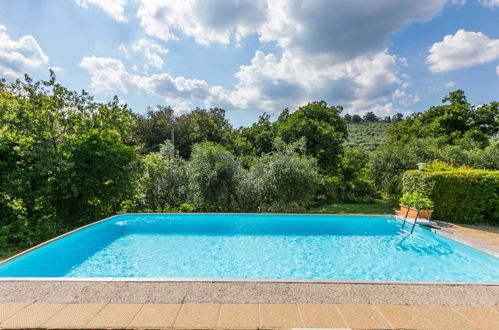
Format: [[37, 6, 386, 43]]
[[401, 201, 431, 234]]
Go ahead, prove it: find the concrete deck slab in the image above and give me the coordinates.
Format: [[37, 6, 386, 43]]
[[217, 303, 259, 329], [1, 303, 498, 329], [173, 303, 220, 329], [336, 304, 391, 329], [298, 304, 347, 328], [0, 303, 66, 329], [411, 305, 478, 329], [41, 303, 105, 329], [83, 303, 142, 329], [259, 304, 303, 328]]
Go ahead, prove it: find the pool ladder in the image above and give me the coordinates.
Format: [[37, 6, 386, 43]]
[[401, 201, 431, 234]]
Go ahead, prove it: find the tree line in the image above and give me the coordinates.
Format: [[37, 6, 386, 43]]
[[1, 73, 497, 252]]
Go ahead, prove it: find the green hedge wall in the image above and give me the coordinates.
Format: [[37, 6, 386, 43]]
[[402, 169, 499, 225]]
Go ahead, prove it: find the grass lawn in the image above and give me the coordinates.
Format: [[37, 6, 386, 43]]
[[309, 202, 398, 215], [0, 247, 24, 262]]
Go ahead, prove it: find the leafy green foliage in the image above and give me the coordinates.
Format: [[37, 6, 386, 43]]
[[240, 139, 322, 212], [402, 168, 498, 225], [399, 191, 434, 209], [138, 145, 188, 212], [0, 73, 139, 250], [187, 142, 242, 211], [319, 147, 376, 203], [276, 101, 347, 173], [387, 90, 498, 146]]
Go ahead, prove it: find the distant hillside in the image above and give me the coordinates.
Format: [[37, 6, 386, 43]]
[[344, 122, 391, 152]]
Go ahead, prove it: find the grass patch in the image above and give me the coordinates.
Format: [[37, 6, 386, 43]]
[[0, 247, 24, 262], [344, 122, 390, 152], [309, 202, 398, 215]]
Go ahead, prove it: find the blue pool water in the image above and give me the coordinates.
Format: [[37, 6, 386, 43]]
[[0, 214, 498, 281]]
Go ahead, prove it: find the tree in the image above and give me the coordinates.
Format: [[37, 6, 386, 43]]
[[343, 113, 352, 122], [231, 112, 276, 165], [0, 73, 139, 249], [363, 111, 379, 122], [175, 107, 234, 158], [187, 142, 242, 211], [138, 143, 188, 212], [391, 113, 404, 123], [276, 101, 347, 173], [133, 106, 175, 154], [387, 90, 498, 146], [351, 114, 362, 123], [241, 139, 322, 212]]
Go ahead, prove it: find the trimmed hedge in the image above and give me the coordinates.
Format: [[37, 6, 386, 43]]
[[402, 169, 499, 225]]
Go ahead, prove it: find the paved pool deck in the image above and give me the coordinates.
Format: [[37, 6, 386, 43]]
[[1, 302, 499, 329], [0, 220, 498, 329]]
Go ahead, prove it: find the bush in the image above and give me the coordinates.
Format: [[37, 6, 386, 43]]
[[240, 139, 322, 212], [402, 168, 499, 225]]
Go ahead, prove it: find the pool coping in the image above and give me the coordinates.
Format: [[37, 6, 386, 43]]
[[0, 212, 498, 286]]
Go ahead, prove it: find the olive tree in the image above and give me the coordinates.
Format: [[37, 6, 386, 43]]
[[187, 142, 242, 211]]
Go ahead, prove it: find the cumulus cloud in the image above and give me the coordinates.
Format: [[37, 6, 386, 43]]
[[80, 47, 411, 116], [119, 39, 168, 70], [76, 0, 127, 22], [81, 1, 464, 115], [393, 89, 420, 105], [427, 30, 499, 72], [260, 0, 447, 60], [79, 56, 218, 109], [137, 0, 267, 45], [478, 0, 499, 7], [446, 81, 456, 87], [0, 25, 49, 78]]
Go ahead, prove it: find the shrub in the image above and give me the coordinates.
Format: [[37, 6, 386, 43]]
[[402, 168, 499, 225]]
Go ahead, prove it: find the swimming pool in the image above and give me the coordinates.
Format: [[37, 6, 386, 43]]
[[0, 214, 498, 281]]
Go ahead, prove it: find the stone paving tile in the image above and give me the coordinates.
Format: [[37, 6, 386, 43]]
[[0, 303, 66, 329], [84, 303, 142, 328], [412, 305, 478, 329], [41, 303, 105, 329], [298, 304, 347, 328], [173, 303, 220, 329], [452, 306, 499, 330], [0, 303, 28, 323], [128, 303, 181, 329], [337, 304, 392, 329], [259, 304, 304, 328], [217, 303, 259, 329], [376, 304, 434, 329]]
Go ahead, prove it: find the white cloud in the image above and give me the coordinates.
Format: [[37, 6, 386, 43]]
[[76, 0, 127, 22], [208, 49, 407, 115], [49, 66, 64, 73], [260, 0, 447, 60], [393, 89, 420, 105], [478, 0, 499, 8], [496, 65, 499, 76], [79, 56, 217, 109], [119, 39, 168, 70], [0, 25, 49, 78], [137, 0, 267, 45], [427, 30, 499, 72], [446, 81, 456, 87], [80, 47, 410, 116]]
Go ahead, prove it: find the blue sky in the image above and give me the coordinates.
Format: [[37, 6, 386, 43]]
[[0, 0, 498, 127]]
